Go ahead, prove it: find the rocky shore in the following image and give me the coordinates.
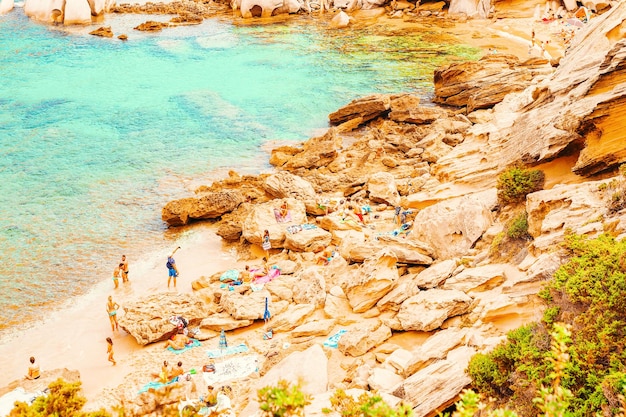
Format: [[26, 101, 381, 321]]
[[3, 0, 626, 416]]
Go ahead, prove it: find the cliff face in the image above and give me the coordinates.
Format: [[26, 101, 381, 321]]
[[431, 2, 626, 200]]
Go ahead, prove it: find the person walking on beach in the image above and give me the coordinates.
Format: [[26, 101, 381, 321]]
[[106, 295, 120, 332], [106, 337, 116, 366], [167, 247, 181, 288], [120, 255, 129, 283], [112, 263, 122, 289], [24, 356, 40, 380]]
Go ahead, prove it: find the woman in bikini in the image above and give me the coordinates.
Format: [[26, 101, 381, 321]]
[[106, 337, 116, 366], [106, 295, 120, 332]]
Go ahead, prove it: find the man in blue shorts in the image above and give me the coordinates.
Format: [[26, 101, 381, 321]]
[[167, 246, 181, 288]]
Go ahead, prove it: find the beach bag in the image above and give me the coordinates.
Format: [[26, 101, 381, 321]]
[[166, 260, 173, 269]]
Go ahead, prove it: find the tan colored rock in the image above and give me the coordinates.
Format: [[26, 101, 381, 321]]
[[271, 303, 316, 332], [392, 346, 475, 417], [367, 172, 401, 206], [389, 105, 450, 125], [284, 226, 332, 253], [134, 20, 169, 31], [263, 171, 316, 200], [324, 293, 357, 325], [199, 313, 254, 332], [329, 94, 391, 126], [281, 129, 342, 171], [220, 289, 272, 320], [343, 251, 399, 313], [413, 259, 458, 289], [118, 293, 209, 345], [402, 327, 469, 377], [526, 180, 610, 252], [367, 367, 404, 393], [397, 289, 473, 332], [291, 319, 336, 337], [293, 267, 326, 308], [383, 348, 413, 373], [89, 26, 113, 37], [241, 198, 308, 247], [443, 264, 507, 293], [162, 190, 244, 226], [265, 275, 296, 301], [376, 273, 419, 312], [338, 233, 434, 265], [409, 189, 496, 259], [338, 319, 392, 357]]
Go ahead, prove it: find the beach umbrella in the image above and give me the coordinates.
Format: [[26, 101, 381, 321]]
[[263, 297, 271, 325]]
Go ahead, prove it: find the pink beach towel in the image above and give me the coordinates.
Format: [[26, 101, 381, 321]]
[[253, 267, 281, 284], [273, 208, 292, 223]]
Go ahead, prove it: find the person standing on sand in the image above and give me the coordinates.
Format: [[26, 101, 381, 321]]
[[112, 263, 122, 289], [106, 337, 116, 366], [24, 356, 40, 380], [167, 247, 181, 288], [106, 295, 120, 332], [120, 255, 129, 283]]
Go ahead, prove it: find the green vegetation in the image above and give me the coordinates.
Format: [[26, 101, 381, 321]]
[[496, 166, 545, 205], [258, 379, 311, 417], [506, 212, 530, 240], [467, 233, 626, 417], [9, 379, 110, 417], [325, 389, 413, 416]]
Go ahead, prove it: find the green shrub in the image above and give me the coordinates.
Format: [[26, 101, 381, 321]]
[[542, 306, 560, 325], [497, 166, 545, 205], [326, 389, 413, 417], [258, 379, 311, 417], [506, 212, 530, 240], [10, 379, 110, 417]]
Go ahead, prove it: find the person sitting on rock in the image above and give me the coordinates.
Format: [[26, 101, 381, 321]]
[[25, 356, 40, 380], [170, 361, 185, 380]]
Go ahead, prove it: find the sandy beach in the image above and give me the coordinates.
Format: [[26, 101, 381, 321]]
[[0, 7, 574, 414]]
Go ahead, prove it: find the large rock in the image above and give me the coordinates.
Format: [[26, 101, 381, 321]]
[[284, 226, 332, 253], [241, 198, 308, 247], [396, 289, 473, 331], [401, 327, 469, 377], [292, 267, 326, 308], [413, 259, 458, 289], [433, 54, 552, 112], [240, 0, 283, 17], [220, 289, 272, 320], [338, 232, 434, 265], [329, 94, 391, 126], [409, 189, 496, 259], [376, 273, 420, 312], [118, 293, 209, 345], [343, 251, 399, 313], [264, 171, 316, 200], [199, 313, 254, 331], [367, 172, 401, 207], [338, 319, 392, 357], [0, 0, 14, 14], [442, 264, 507, 293], [392, 346, 475, 417], [277, 129, 342, 171], [162, 190, 244, 226], [271, 303, 316, 332], [63, 0, 93, 24], [291, 319, 336, 337]]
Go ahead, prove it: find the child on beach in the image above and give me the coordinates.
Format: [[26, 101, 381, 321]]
[[112, 263, 122, 289], [106, 337, 116, 366], [262, 230, 271, 258], [106, 295, 120, 332]]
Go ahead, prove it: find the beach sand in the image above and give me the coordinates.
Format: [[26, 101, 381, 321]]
[[0, 10, 571, 414]]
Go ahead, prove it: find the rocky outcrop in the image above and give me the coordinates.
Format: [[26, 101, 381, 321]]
[[134, 20, 169, 31], [0, 0, 14, 14], [396, 289, 473, 331], [118, 293, 210, 345], [89, 26, 113, 37], [343, 251, 399, 313], [328, 94, 391, 126], [338, 319, 392, 357], [264, 171, 316, 200], [162, 190, 244, 226]]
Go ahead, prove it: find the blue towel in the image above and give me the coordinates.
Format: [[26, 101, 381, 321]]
[[138, 377, 177, 394], [220, 269, 240, 282], [323, 329, 347, 348], [206, 342, 249, 358], [167, 338, 201, 354]]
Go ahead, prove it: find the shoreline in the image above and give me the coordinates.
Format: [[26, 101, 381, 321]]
[[0, 6, 572, 414]]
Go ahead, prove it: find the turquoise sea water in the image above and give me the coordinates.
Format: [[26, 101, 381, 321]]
[[0, 9, 479, 332]]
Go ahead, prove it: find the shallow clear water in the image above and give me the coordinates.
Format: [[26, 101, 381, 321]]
[[0, 9, 479, 331]]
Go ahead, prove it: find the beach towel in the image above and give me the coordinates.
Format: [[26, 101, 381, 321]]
[[253, 266, 281, 284], [301, 223, 317, 230], [250, 282, 265, 292], [167, 338, 201, 354], [219, 269, 240, 282], [286, 225, 303, 234], [202, 354, 258, 386], [206, 342, 249, 358], [323, 329, 347, 348], [138, 377, 178, 394]]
